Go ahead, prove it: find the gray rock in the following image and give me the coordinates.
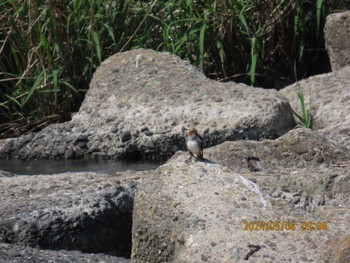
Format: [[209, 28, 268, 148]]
[[256, 166, 350, 214], [0, 243, 129, 263], [0, 49, 296, 160], [131, 152, 346, 262], [280, 66, 350, 150], [121, 131, 132, 142], [0, 139, 12, 152], [327, 235, 350, 263], [206, 127, 349, 172], [206, 127, 350, 212], [324, 11, 350, 71], [0, 170, 14, 177], [1, 130, 349, 262], [0, 171, 145, 257], [64, 148, 75, 159]]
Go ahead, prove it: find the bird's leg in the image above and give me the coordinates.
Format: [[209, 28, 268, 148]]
[[198, 150, 203, 159]]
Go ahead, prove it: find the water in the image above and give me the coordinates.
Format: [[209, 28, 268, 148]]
[[0, 158, 163, 175]]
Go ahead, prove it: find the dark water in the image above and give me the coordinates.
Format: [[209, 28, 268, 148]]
[[0, 158, 163, 175]]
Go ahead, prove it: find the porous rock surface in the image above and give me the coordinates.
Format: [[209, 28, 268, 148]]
[[206, 127, 349, 214], [327, 234, 350, 263], [324, 11, 350, 71], [0, 49, 295, 160], [0, 170, 13, 177], [280, 66, 350, 150], [206, 127, 348, 171], [0, 171, 146, 261], [0, 243, 129, 263], [204, 127, 350, 263], [131, 152, 348, 262]]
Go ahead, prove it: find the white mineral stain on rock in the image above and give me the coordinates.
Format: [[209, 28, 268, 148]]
[[239, 175, 267, 210]]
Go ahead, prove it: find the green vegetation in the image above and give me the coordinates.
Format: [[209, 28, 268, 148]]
[[292, 90, 313, 129], [291, 62, 313, 129], [0, 0, 348, 137]]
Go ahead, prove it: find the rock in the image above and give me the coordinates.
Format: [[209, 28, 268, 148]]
[[206, 127, 348, 171], [0, 171, 146, 257], [0, 49, 295, 160], [64, 148, 75, 159], [324, 11, 350, 71], [280, 66, 350, 150], [327, 235, 350, 263], [206, 127, 350, 211], [256, 166, 350, 214], [131, 152, 346, 262], [0, 139, 12, 152], [0, 170, 14, 177], [121, 131, 132, 142], [0, 243, 129, 263]]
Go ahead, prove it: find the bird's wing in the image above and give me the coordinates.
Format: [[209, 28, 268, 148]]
[[197, 134, 204, 148]]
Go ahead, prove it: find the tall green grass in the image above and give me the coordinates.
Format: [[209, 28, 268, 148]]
[[0, 0, 136, 136], [0, 0, 348, 137]]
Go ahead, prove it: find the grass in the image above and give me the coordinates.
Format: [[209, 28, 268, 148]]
[[0, 0, 136, 137], [0, 0, 348, 137], [292, 90, 313, 129], [291, 62, 312, 129]]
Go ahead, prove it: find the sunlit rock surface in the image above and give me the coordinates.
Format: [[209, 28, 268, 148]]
[[324, 11, 350, 71], [131, 152, 348, 262], [280, 66, 350, 151], [0, 49, 295, 160]]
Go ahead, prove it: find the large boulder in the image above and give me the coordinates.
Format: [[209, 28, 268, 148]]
[[131, 152, 347, 262], [280, 66, 350, 150], [206, 127, 348, 171], [324, 11, 350, 71], [0, 171, 144, 258], [202, 124, 350, 263], [0, 49, 295, 160], [205, 127, 350, 232]]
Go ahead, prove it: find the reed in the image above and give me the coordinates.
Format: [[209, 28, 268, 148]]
[[0, 0, 135, 136]]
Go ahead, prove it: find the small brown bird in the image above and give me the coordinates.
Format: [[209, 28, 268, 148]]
[[185, 128, 204, 159]]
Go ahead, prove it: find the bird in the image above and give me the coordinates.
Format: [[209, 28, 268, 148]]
[[185, 128, 204, 159]]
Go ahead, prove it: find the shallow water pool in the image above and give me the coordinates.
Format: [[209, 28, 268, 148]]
[[0, 158, 163, 175]]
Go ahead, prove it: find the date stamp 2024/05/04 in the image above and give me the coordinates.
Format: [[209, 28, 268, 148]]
[[243, 221, 328, 231]]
